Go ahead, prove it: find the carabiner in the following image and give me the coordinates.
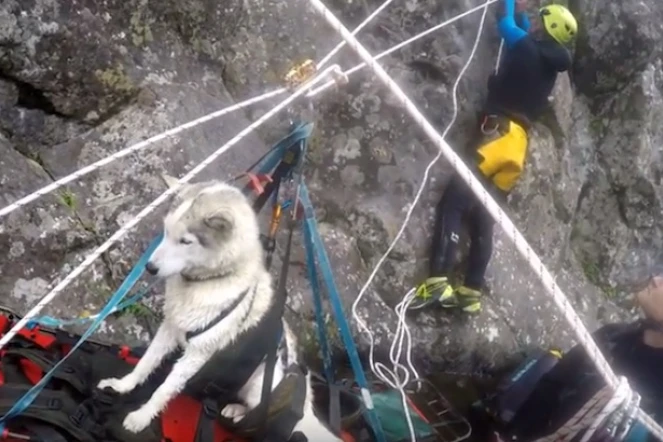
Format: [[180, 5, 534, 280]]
[[480, 114, 500, 136], [268, 203, 283, 237]]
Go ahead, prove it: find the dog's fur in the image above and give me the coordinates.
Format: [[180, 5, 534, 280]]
[[97, 176, 340, 441]]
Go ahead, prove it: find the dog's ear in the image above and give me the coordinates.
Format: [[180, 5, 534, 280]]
[[204, 211, 233, 232], [161, 174, 181, 190]]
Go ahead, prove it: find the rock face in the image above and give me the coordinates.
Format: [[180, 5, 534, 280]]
[[1, 0, 661, 374], [569, 0, 663, 289]]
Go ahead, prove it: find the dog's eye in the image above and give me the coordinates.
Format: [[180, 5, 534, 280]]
[[179, 238, 193, 245]]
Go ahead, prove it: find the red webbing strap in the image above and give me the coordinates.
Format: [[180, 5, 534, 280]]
[[160, 395, 240, 442], [0, 315, 56, 385], [0, 313, 249, 442]]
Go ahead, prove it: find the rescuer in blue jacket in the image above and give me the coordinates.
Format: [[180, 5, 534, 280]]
[[412, 0, 578, 313]]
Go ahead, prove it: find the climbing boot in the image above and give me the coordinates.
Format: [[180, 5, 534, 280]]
[[408, 277, 455, 310], [454, 286, 482, 313]]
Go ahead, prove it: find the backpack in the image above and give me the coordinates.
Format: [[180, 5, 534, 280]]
[[0, 310, 364, 442]]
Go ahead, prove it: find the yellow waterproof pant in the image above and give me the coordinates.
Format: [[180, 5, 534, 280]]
[[476, 120, 528, 192]]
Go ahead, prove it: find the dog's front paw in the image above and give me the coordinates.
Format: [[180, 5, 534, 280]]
[[98, 376, 136, 394], [221, 403, 248, 423], [123, 407, 154, 433]]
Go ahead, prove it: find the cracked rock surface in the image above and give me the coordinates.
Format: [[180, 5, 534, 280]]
[[1, 0, 662, 372]]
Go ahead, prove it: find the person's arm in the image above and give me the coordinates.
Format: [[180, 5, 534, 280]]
[[497, 0, 528, 48], [516, 11, 530, 33]]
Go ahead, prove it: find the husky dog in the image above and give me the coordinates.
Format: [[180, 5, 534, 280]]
[[97, 176, 341, 441]]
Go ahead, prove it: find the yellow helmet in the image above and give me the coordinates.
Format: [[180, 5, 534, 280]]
[[539, 4, 578, 45]]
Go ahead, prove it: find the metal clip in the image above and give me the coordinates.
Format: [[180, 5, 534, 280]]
[[268, 203, 283, 238], [284, 59, 318, 89], [480, 114, 500, 136]]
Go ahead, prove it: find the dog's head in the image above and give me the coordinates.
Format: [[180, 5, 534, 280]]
[[146, 175, 261, 280]]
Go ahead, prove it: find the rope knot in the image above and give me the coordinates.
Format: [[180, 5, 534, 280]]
[[329, 65, 349, 87]]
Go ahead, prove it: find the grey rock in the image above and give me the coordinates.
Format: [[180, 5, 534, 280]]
[[0, 78, 18, 106], [572, 61, 663, 289], [0, 0, 659, 377], [569, 0, 663, 101]]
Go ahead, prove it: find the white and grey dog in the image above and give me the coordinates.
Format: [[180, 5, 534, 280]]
[[97, 176, 340, 441]]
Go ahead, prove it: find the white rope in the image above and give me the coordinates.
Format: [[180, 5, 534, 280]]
[[533, 386, 611, 442], [0, 64, 344, 351], [580, 376, 631, 442], [306, 0, 498, 98], [495, 38, 504, 74], [619, 393, 642, 440], [316, 0, 398, 69], [380, 288, 420, 440], [0, 0, 492, 219], [0, 88, 286, 219], [376, 5, 491, 441], [306, 0, 663, 440], [345, 0, 490, 440]]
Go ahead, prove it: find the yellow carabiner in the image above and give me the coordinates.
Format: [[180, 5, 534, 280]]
[[268, 203, 283, 237], [549, 349, 563, 359], [284, 59, 317, 89]]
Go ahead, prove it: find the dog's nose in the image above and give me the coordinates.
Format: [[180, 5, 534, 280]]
[[145, 261, 159, 275]]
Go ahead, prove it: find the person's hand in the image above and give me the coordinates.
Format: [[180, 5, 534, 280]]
[[495, 0, 525, 20], [515, 0, 527, 13]]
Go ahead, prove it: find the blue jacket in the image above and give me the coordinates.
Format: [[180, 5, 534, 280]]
[[486, 0, 572, 120]]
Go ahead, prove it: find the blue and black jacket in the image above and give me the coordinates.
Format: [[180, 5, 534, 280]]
[[485, 0, 572, 121]]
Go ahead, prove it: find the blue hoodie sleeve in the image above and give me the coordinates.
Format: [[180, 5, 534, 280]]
[[497, 0, 528, 47], [516, 11, 530, 33]]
